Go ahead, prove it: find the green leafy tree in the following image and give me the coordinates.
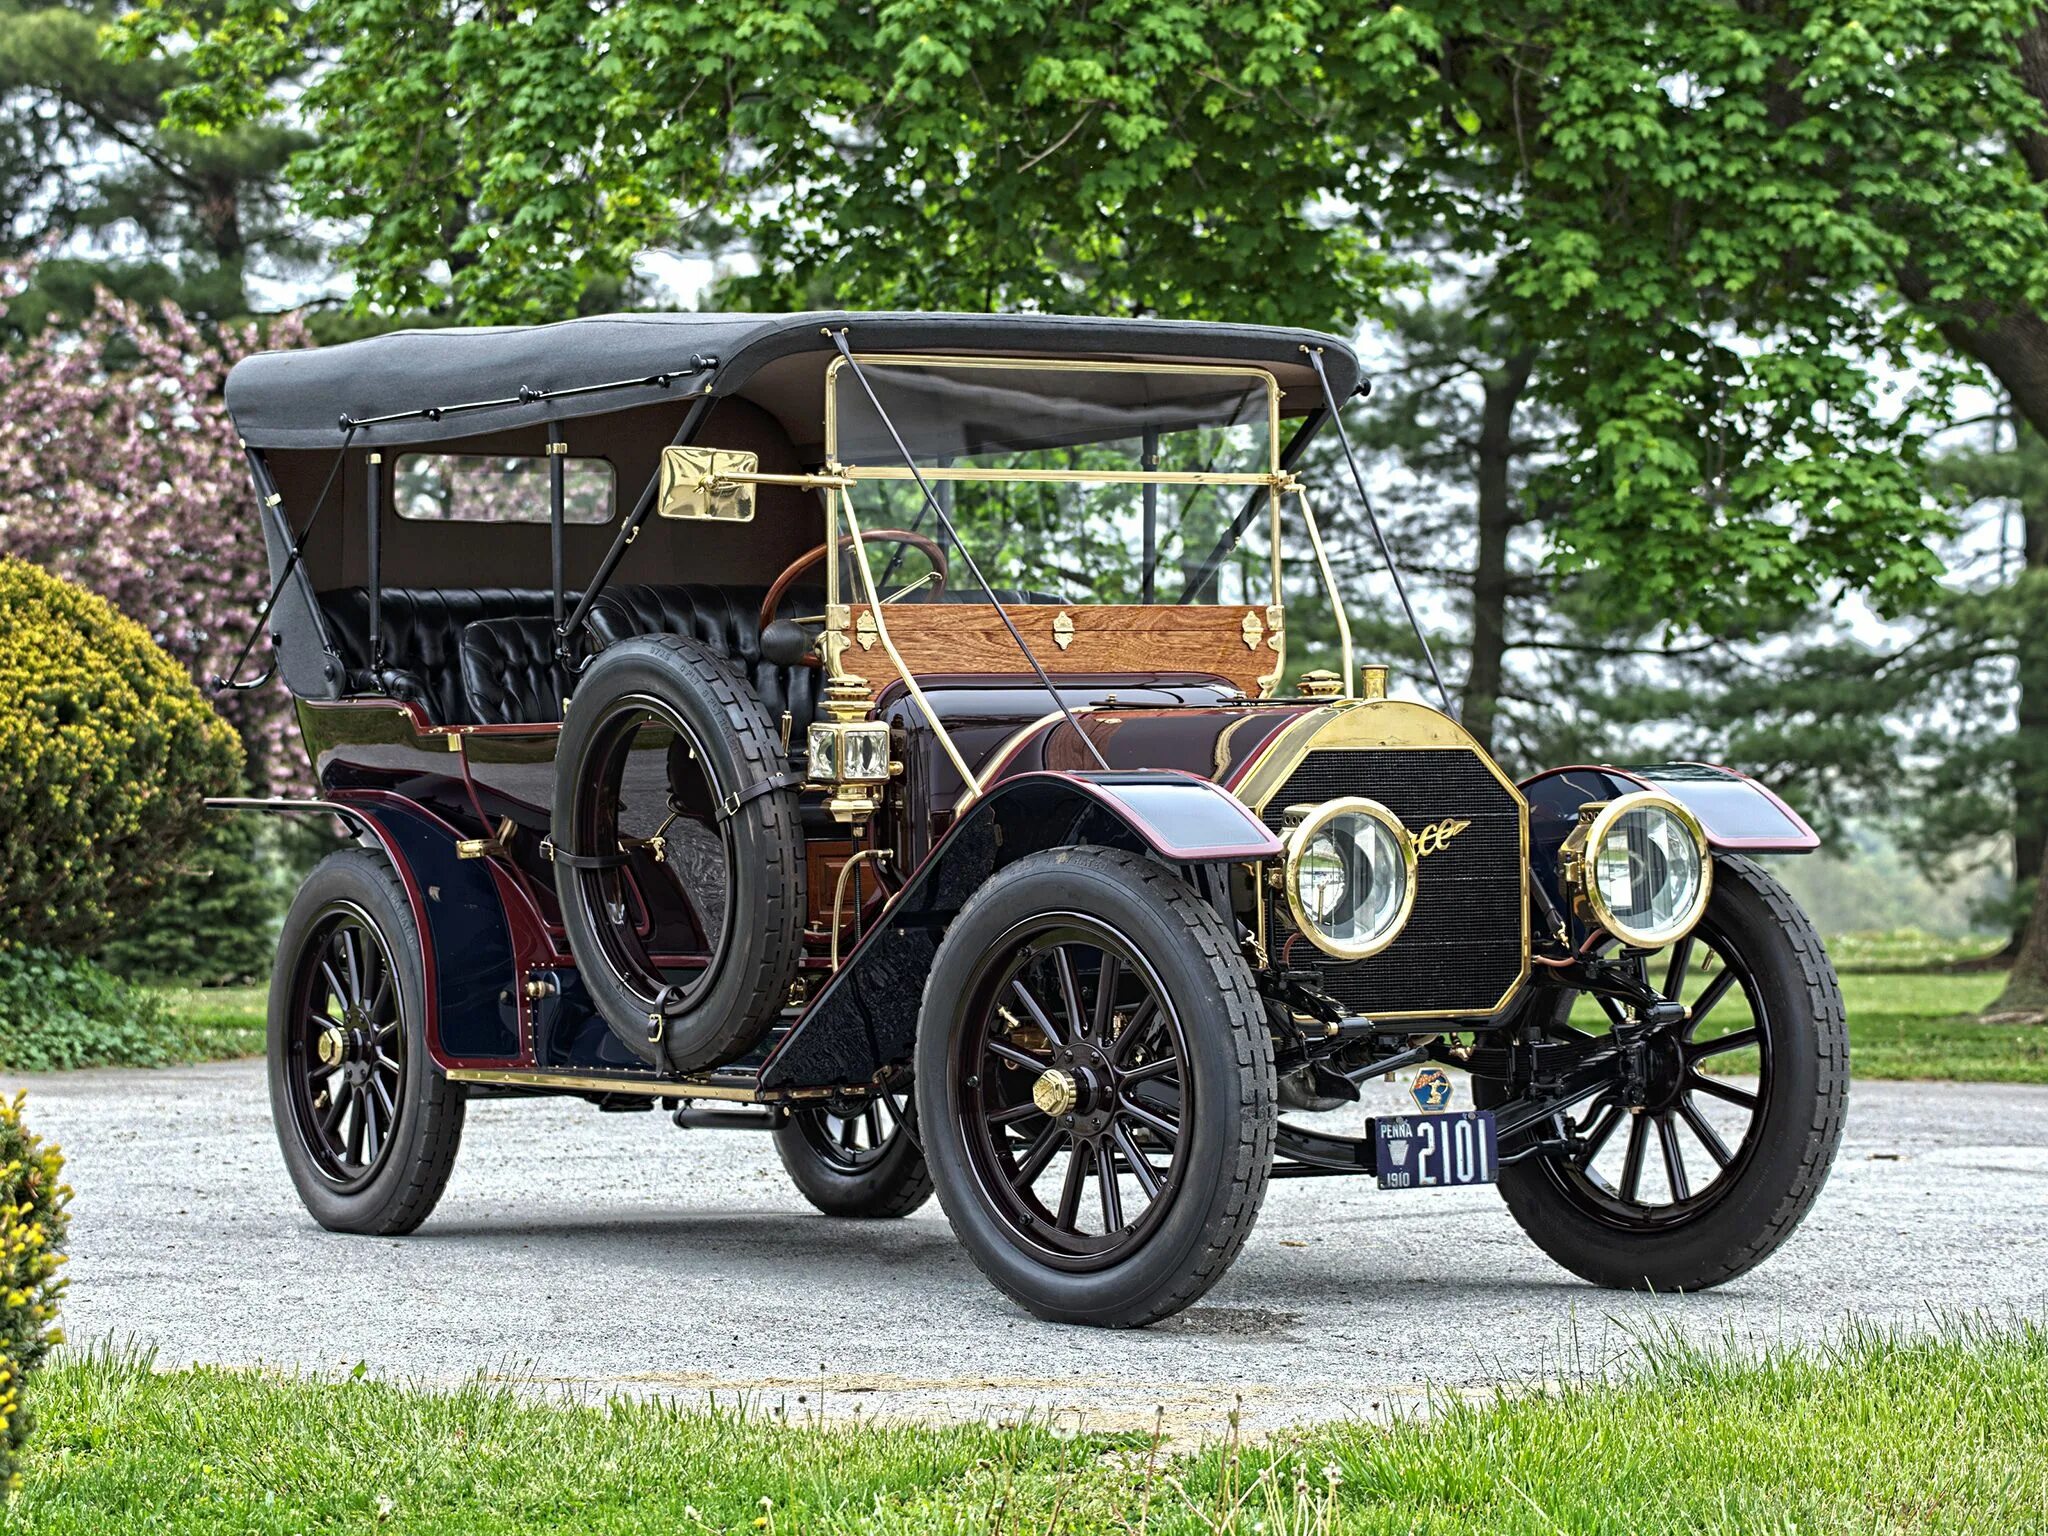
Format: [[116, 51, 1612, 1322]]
[[0, 0, 314, 335], [113, 0, 1969, 625], [95, 812, 278, 986], [1637, 417, 2043, 979]]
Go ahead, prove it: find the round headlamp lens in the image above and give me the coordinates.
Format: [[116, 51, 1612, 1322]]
[[1590, 799, 1708, 945], [1284, 800, 1415, 960]]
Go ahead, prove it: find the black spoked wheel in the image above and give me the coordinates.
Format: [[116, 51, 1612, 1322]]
[[1540, 923, 1774, 1226], [268, 850, 465, 1235], [1482, 854, 1846, 1290], [774, 1089, 934, 1219], [284, 903, 407, 1189], [797, 1092, 911, 1173], [552, 635, 805, 1072], [917, 847, 1274, 1328], [957, 921, 1190, 1269]]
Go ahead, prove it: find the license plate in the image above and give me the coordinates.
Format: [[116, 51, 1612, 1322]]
[[1372, 1110, 1498, 1190]]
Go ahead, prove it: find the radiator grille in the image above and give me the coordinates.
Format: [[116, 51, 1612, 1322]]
[[1259, 748, 1525, 1018]]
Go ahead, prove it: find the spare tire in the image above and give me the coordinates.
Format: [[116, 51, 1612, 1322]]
[[552, 634, 806, 1072]]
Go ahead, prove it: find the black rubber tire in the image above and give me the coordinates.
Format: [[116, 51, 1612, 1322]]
[[1486, 855, 1848, 1291], [915, 847, 1275, 1328], [552, 634, 806, 1073], [773, 1096, 935, 1218], [268, 849, 466, 1235]]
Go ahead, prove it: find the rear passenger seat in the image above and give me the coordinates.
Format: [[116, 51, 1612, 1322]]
[[319, 587, 556, 725], [584, 583, 823, 741], [316, 583, 825, 731]]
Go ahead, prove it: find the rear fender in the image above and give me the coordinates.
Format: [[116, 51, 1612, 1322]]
[[210, 794, 530, 1067], [1520, 762, 1819, 916], [758, 771, 1278, 1093]]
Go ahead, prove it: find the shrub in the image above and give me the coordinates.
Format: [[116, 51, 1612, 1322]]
[[97, 811, 282, 987], [0, 268, 310, 792], [0, 556, 243, 953], [0, 947, 186, 1073], [0, 1093, 69, 1492]]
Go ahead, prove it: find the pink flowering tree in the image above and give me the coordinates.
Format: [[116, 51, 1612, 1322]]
[[0, 266, 309, 792]]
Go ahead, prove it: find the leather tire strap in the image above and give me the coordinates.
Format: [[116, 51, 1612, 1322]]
[[718, 770, 803, 821]]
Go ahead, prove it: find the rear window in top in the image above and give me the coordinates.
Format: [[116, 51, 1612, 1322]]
[[393, 454, 615, 524]]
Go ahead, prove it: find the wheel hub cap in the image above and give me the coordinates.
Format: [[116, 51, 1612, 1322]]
[[317, 1026, 348, 1068], [1032, 1068, 1078, 1118]]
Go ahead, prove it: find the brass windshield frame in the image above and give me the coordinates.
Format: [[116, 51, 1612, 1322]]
[[816, 352, 1348, 803]]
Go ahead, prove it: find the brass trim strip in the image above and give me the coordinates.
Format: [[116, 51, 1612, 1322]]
[[446, 1067, 762, 1101], [846, 465, 1281, 488]]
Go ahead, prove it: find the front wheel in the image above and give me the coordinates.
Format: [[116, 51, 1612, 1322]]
[[916, 847, 1275, 1328], [1480, 854, 1847, 1291], [268, 849, 466, 1235]]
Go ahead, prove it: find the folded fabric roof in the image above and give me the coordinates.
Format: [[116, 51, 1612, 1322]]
[[224, 310, 1364, 451]]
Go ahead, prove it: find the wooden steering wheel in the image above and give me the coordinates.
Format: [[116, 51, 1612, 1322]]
[[758, 529, 950, 636]]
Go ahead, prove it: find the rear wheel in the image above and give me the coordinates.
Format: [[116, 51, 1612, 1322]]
[[1481, 855, 1846, 1290], [268, 850, 465, 1235], [773, 1089, 933, 1218], [916, 848, 1274, 1328]]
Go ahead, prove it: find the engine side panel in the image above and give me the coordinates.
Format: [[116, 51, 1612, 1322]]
[[758, 771, 1257, 1092]]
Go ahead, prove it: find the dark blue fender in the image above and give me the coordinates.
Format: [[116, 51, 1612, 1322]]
[[1520, 761, 1820, 925], [758, 770, 1280, 1093], [209, 793, 524, 1066]]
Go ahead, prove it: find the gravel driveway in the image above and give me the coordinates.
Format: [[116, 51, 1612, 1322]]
[[13, 1059, 2046, 1435]]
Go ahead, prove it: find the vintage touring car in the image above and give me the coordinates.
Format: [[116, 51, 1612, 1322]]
[[215, 312, 1845, 1327]]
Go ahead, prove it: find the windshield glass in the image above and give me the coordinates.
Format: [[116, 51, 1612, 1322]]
[[835, 359, 1278, 606]]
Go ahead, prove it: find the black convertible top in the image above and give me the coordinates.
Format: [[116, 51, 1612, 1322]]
[[224, 310, 1363, 450]]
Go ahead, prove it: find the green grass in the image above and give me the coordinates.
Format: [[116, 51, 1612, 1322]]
[[1828, 929, 2008, 971], [145, 984, 266, 1064], [1836, 966, 2048, 1083], [12, 1325, 2047, 1533]]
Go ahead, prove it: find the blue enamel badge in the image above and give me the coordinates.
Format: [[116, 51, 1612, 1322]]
[[1410, 1067, 1454, 1113]]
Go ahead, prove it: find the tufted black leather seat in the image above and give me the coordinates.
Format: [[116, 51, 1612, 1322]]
[[459, 617, 565, 726], [320, 580, 1057, 732], [587, 583, 824, 740], [319, 587, 557, 724]]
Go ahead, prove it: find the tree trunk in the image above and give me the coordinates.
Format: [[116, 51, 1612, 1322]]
[[1988, 837, 2048, 1017], [2015, 500, 2048, 950], [196, 172, 249, 316], [1460, 348, 1535, 752]]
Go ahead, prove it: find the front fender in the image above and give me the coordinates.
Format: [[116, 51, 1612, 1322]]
[[758, 771, 1277, 1093], [1521, 762, 1818, 925]]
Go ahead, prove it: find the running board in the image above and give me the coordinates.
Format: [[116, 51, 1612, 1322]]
[[446, 1067, 767, 1102]]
